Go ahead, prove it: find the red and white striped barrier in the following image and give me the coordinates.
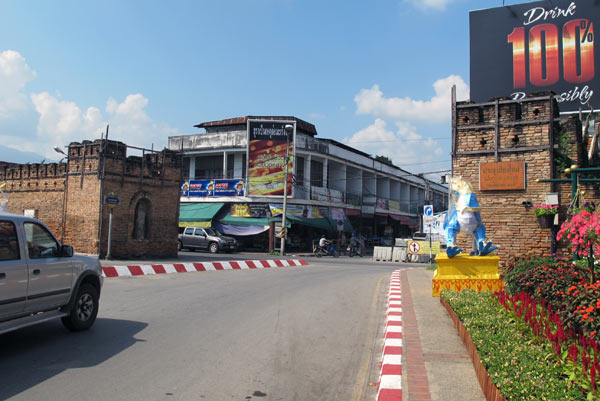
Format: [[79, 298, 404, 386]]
[[377, 269, 403, 401], [101, 259, 309, 278]]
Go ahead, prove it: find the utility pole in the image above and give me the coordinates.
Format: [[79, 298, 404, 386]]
[[280, 124, 294, 256]]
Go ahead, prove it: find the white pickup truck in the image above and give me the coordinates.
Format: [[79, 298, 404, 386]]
[[0, 213, 103, 335]]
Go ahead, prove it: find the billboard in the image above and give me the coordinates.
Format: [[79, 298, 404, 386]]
[[181, 179, 245, 197], [247, 120, 294, 196], [470, 0, 598, 112]]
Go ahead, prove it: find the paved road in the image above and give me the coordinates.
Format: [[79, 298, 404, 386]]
[[0, 258, 419, 401]]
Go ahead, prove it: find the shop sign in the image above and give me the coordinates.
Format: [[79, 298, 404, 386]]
[[388, 200, 401, 212], [361, 205, 375, 215], [479, 160, 525, 191], [181, 179, 245, 197], [230, 203, 270, 218]]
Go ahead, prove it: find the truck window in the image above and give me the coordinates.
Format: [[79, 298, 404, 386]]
[[194, 228, 205, 236], [204, 228, 217, 236], [184, 227, 194, 235], [24, 222, 59, 259], [0, 221, 20, 261]]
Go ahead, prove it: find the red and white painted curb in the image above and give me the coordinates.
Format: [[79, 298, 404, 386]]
[[101, 259, 309, 278], [377, 269, 403, 401]]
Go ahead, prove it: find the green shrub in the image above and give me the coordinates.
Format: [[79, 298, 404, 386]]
[[502, 255, 557, 295], [503, 257, 600, 339], [442, 289, 585, 400]]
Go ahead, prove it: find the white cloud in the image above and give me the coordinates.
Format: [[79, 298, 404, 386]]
[[354, 75, 469, 124], [405, 0, 454, 11], [31, 92, 103, 139], [0, 50, 37, 132], [104, 94, 180, 149], [342, 118, 444, 172], [0, 50, 183, 161], [0, 50, 36, 97]]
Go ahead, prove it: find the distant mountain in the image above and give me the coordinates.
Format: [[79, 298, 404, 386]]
[[0, 145, 49, 164]]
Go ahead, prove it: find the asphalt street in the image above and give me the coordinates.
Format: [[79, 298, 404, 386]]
[[0, 257, 418, 401]]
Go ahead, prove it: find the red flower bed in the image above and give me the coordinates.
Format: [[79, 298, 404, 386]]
[[494, 290, 599, 396], [503, 255, 600, 398]]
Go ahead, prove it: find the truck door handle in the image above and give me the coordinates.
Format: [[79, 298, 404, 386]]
[[32, 269, 40, 275], [0, 273, 5, 279]]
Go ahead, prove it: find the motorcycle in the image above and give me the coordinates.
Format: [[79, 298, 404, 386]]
[[314, 243, 339, 258], [347, 244, 362, 257]]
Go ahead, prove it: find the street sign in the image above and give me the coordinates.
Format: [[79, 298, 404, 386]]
[[408, 240, 441, 255], [423, 204, 434, 225], [408, 241, 421, 254], [105, 194, 119, 208]]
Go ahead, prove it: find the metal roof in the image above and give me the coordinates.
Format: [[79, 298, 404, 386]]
[[194, 116, 318, 137]]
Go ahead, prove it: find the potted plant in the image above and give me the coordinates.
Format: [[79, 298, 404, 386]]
[[533, 203, 558, 228]]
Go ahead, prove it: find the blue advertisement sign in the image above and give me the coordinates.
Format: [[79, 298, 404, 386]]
[[181, 179, 245, 197]]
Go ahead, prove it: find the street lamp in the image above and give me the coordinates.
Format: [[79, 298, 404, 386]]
[[54, 146, 67, 156], [54, 145, 69, 242], [280, 124, 294, 256]]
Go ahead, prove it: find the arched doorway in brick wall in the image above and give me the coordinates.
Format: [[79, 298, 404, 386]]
[[132, 197, 152, 240]]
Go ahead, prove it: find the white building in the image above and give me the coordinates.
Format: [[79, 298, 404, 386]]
[[168, 116, 447, 251]]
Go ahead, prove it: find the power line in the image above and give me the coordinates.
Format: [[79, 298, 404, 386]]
[[343, 137, 450, 144]]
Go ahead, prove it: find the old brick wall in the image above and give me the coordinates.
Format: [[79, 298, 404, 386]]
[[0, 139, 182, 259], [63, 141, 102, 254], [453, 95, 565, 264], [96, 141, 182, 259], [0, 163, 67, 236]]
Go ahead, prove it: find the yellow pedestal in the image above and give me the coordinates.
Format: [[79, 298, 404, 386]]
[[432, 253, 503, 297]]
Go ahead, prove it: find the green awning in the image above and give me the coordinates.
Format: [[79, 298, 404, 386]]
[[179, 203, 224, 227], [217, 214, 292, 228], [287, 215, 333, 231]]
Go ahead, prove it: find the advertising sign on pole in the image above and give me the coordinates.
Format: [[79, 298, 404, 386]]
[[470, 0, 599, 113], [247, 120, 294, 197]]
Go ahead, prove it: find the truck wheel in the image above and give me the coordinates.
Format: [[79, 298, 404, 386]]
[[178, 240, 183, 251], [62, 283, 99, 332], [209, 242, 219, 253]]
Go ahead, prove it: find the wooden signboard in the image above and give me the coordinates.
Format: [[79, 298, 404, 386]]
[[479, 160, 525, 191]]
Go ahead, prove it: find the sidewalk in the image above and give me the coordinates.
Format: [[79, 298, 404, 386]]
[[401, 268, 485, 401]]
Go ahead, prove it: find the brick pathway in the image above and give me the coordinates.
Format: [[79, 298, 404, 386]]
[[401, 269, 432, 401]]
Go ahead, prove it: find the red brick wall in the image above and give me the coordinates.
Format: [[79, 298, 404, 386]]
[[453, 95, 572, 265], [0, 139, 182, 259]]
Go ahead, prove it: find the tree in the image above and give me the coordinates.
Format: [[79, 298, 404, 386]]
[[375, 155, 393, 165]]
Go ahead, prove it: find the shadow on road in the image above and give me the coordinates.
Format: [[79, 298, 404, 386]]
[[0, 318, 147, 399]]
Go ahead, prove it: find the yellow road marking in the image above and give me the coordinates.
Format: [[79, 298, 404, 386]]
[[348, 275, 386, 401]]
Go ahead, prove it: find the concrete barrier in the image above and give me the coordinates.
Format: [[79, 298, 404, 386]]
[[373, 246, 393, 261], [392, 247, 407, 262]]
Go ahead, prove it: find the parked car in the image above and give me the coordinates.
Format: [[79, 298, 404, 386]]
[[178, 227, 238, 253], [0, 213, 103, 335]]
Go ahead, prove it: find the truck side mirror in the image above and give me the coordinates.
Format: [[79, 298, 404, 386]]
[[61, 244, 74, 257]]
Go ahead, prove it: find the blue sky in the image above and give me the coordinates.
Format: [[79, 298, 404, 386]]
[[0, 0, 534, 177]]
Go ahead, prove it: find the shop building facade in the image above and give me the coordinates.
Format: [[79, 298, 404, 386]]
[[168, 116, 448, 252]]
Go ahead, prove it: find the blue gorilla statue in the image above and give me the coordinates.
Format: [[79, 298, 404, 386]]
[[443, 177, 498, 258]]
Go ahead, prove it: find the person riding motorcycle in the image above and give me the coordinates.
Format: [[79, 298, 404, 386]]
[[318, 234, 336, 256], [348, 233, 361, 256]]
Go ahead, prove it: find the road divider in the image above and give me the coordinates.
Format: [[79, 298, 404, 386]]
[[101, 259, 309, 278], [377, 269, 403, 401]]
